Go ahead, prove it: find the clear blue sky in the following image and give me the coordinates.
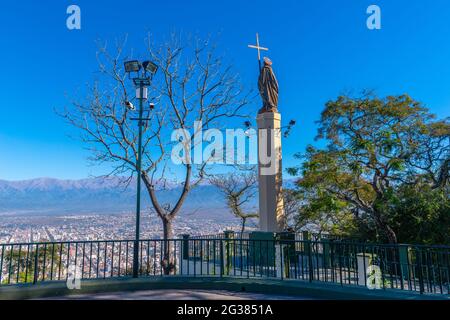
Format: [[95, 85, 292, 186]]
[[0, 0, 449, 180]]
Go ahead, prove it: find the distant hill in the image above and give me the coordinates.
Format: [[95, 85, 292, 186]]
[[0, 177, 251, 220], [0, 176, 296, 219]]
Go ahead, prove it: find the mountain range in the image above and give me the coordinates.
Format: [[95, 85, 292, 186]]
[[0, 177, 254, 220], [0, 176, 298, 219]]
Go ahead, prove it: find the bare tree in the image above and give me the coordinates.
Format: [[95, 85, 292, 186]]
[[209, 169, 258, 235], [282, 189, 301, 230], [59, 34, 251, 273]]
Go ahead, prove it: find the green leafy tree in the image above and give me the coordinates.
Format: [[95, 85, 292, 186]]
[[390, 184, 450, 244], [288, 93, 449, 243]]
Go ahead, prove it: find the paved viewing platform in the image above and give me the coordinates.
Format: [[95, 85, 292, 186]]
[[45, 289, 309, 300]]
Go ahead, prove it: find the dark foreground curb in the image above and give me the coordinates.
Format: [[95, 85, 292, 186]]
[[0, 277, 448, 300]]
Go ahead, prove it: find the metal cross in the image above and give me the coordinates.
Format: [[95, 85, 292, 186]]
[[248, 33, 269, 71]]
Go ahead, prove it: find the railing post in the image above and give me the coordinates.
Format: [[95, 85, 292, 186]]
[[219, 239, 224, 277], [33, 245, 39, 285], [398, 245, 410, 291], [329, 241, 335, 283], [357, 252, 370, 286], [0, 245, 4, 284], [416, 247, 425, 294], [322, 239, 331, 269], [181, 234, 190, 260], [276, 232, 295, 279], [223, 231, 234, 276], [274, 237, 282, 279], [179, 234, 190, 276], [302, 232, 314, 282], [132, 239, 139, 278]]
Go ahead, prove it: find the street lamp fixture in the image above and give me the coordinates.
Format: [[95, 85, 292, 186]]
[[124, 59, 158, 278], [142, 60, 158, 75], [124, 60, 141, 73]]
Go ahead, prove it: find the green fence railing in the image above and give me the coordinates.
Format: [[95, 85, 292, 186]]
[[0, 238, 449, 295]]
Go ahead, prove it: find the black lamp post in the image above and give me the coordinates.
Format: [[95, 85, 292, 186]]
[[124, 59, 158, 278]]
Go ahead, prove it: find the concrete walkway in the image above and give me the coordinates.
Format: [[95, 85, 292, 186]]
[[2, 277, 446, 300], [47, 289, 310, 300]]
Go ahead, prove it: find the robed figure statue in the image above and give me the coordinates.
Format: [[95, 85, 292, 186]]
[[258, 57, 279, 114]]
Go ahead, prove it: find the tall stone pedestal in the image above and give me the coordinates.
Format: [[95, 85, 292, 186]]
[[257, 112, 285, 232]]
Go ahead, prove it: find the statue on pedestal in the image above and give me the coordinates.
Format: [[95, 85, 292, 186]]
[[248, 34, 285, 233], [247, 33, 279, 114], [258, 57, 279, 114]]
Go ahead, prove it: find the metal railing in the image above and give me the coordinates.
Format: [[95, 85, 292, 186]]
[[190, 231, 362, 242], [0, 238, 449, 295]]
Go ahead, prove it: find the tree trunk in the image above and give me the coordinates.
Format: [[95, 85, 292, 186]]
[[162, 217, 175, 275], [241, 218, 246, 236], [141, 171, 193, 274], [383, 223, 398, 244], [373, 208, 398, 243]]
